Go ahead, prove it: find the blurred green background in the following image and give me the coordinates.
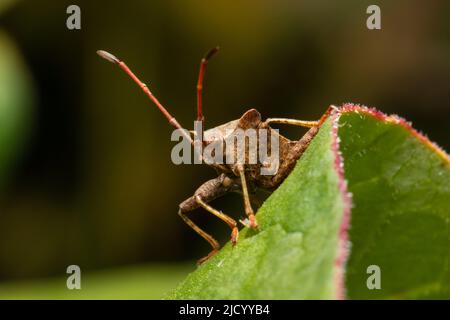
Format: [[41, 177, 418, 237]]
[[0, 0, 449, 298]]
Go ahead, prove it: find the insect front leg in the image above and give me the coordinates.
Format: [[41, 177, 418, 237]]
[[178, 173, 239, 264], [263, 118, 320, 128]]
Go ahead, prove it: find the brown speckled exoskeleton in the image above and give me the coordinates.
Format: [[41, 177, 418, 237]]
[[97, 48, 325, 263]]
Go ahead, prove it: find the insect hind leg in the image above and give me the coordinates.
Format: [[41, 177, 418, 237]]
[[178, 174, 238, 264], [178, 206, 220, 264]]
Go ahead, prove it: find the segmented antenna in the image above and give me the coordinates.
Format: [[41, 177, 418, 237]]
[[197, 46, 219, 123], [97, 50, 193, 144], [96, 50, 120, 64]]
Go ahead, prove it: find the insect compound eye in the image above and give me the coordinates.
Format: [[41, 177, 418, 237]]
[[238, 109, 262, 128]]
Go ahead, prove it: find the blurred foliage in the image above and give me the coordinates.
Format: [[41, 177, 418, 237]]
[[0, 0, 16, 15], [0, 0, 449, 296], [0, 263, 192, 299], [0, 30, 33, 188]]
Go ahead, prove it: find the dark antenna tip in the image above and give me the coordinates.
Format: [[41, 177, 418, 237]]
[[204, 46, 220, 61], [96, 50, 120, 64]]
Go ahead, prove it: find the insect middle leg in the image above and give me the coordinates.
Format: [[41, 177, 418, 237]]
[[195, 196, 239, 246], [236, 164, 258, 229], [178, 174, 239, 264]]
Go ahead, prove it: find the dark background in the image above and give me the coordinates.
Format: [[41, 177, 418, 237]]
[[0, 0, 448, 283]]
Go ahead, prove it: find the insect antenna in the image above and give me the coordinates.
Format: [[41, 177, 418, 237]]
[[197, 46, 219, 125], [97, 50, 193, 144]]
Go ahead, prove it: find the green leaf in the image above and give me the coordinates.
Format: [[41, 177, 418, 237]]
[[340, 107, 450, 299], [167, 105, 450, 300]]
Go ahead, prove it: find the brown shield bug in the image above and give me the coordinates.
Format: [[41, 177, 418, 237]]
[[97, 48, 327, 263]]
